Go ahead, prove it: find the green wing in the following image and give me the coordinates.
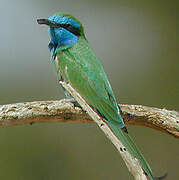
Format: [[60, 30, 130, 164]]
[[57, 37, 124, 128], [55, 37, 161, 180]]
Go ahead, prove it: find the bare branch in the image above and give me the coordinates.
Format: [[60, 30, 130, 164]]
[[121, 104, 179, 138], [0, 92, 178, 179], [0, 100, 178, 138]]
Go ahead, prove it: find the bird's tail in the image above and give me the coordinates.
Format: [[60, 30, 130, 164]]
[[108, 123, 167, 180]]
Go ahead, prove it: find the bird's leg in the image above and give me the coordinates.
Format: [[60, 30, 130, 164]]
[[59, 82, 82, 108], [62, 97, 81, 108]]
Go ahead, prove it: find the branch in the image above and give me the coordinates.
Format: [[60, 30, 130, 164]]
[[0, 100, 178, 138], [0, 85, 178, 180]]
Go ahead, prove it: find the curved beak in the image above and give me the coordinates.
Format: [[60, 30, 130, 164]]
[[37, 19, 59, 28]]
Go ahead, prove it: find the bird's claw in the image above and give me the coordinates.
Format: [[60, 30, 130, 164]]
[[62, 98, 82, 109]]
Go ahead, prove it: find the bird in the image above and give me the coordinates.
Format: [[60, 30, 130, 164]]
[[37, 13, 166, 180]]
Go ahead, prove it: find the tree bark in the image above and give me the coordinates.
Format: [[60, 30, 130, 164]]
[[0, 95, 178, 179], [0, 100, 178, 138]]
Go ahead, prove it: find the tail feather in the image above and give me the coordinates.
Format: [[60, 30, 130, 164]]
[[108, 123, 155, 180], [155, 173, 168, 180]]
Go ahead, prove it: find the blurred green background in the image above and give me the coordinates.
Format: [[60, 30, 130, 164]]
[[0, 0, 178, 179]]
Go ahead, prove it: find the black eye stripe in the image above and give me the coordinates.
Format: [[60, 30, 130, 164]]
[[37, 19, 81, 36], [59, 24, 81, 36], [52, 23, 81, 36]]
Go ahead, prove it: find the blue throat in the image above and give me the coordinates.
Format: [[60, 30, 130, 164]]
[[46, 14, 81, 61], [48, 27, 78, 61]]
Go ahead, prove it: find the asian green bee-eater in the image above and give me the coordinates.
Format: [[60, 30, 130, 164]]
[[37, 13, 166, 180]]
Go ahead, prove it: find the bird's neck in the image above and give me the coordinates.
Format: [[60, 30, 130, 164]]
[[49, 35, 87, 61]]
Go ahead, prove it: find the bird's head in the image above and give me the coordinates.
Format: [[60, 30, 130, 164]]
[[37, 13, 85, 60]]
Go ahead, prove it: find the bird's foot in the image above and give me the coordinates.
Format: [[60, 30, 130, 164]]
[[62, 98, 82, 109]]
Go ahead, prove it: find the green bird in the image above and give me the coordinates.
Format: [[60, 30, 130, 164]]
[[37, 13, 166, 180]]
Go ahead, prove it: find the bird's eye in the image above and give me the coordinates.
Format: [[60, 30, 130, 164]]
[[65, 24, 73, 29], [66, 24, 71, 27], [61, 24, 81, 36]]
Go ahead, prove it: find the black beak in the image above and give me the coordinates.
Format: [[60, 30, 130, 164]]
[[37, 19, 60, 28]]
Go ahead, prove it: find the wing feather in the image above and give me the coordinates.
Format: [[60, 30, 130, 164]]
[[57, 38, 124, 128]]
